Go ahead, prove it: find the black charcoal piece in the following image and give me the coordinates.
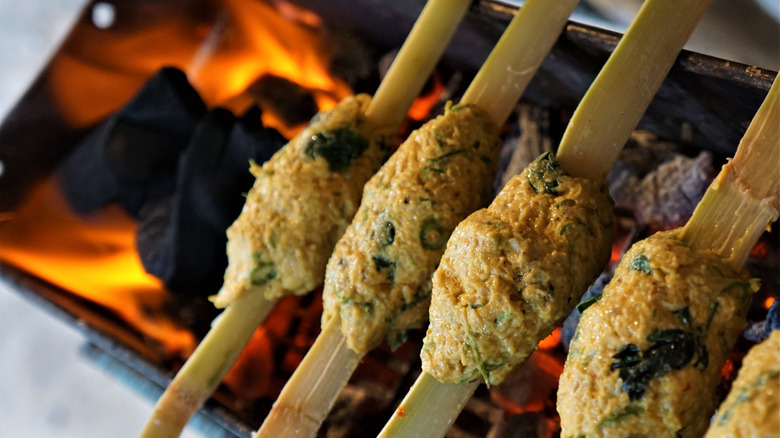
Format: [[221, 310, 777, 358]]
[[246, 75, 319, 128], [136, 107, 285, 296], [57, 67, 206, 217]]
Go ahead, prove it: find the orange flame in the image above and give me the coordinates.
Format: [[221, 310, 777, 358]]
[[406, 72, 445, 121], [188, 0, 352, 135], [0, 178, 196, 356], [49, 0, 351, 136]]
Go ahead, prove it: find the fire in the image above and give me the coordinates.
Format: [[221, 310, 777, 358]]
[[0, 178, 196, 356], [5, 0, 355, 361], [49, 0, 351, 136], [188, 0, 352, 135], [406, 72, 446, 122], [490, 349, 563, 416]]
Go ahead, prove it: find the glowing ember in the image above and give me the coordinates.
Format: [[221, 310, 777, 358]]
[[538, 328, 561, 350], [750, 240, 769, 258]]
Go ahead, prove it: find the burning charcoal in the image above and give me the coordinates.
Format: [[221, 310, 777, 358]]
[[246, 74, 319, 128], [489, 412, 557, 438], [137, 107, 285, 296], [494, 104, 554, 194], [608, 136, 715, 230], [57, 67, 206, 217]]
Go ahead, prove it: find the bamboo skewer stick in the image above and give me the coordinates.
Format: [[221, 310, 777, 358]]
[[255, 316, 362, 437], [365, 0, 471, 130], [138, 1, 470, 436], [681, 78, 779, 266], [378, 1, 713, 437], [139, 287, 277, 438], [254, 1, 580, 437], [556, 0, 712, 183]]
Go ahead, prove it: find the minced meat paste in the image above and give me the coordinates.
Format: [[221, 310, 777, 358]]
[[322, 103, 501, 353], [705, 330, 780, 438], [421, 153, 614, 385], [558, 229, 758, 438], [213, 94, 391, 307]]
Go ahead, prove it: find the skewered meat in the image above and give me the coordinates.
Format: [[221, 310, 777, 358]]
[[212, 94, 392, 307], [422, 153, 614, 384], [705, 330, 780, 438], [322, 103, 501, 352], [558, 229, 758, 437]]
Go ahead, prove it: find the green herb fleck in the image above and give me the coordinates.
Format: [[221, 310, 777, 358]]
[[630, 254, 652, 274], [611, 327, 707, 401], [375, 221, 395, 247], [422, 166, 445, 174], [420, 217, 447, 250], [467, 332, 490, 384], [426, 149, 468, 163], [468, 303, 484, 309], [249, 253, 276, 286], [372, 255, 396, 283], [721, 281, 758, 313], [494, 313, 513, 324], [577, 292, 603, 314], [598, 405, 644, 427], [304, 127, 368, 172], [526, 152, 566, 195]]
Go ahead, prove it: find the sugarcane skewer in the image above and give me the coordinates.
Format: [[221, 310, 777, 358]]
[[379, 1, 713, 437], [365, 0, 471, 130], [255, 1, 579, 437], [138, 0, 470, 436], [557, 79, 777, 437], [139, 287, 277, 438], [257, 315, 362, 436], [681, 78, 780, 267]]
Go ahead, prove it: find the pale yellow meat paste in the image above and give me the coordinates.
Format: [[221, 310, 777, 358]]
[[213, 94, 392, 307], [705, 330, 780, 438], [558, 229, 758, 438], [322, 103, 501, 353], [422, 153, 614, 385]]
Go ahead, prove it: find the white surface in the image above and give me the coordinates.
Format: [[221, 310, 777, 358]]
[[0, 281, 203, 438]]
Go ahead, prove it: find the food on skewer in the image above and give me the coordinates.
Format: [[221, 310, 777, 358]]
[[255, 1, 582, 436], [557, 78, 779, 438], [423, 151, 613, 384], [213, 94, 389, 307], [323, 102, 501, 353], [705, 330, 780, 437], [378, 1, 713, 436], [138, 0, 471, 436], [559, 229, 757, 436]]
